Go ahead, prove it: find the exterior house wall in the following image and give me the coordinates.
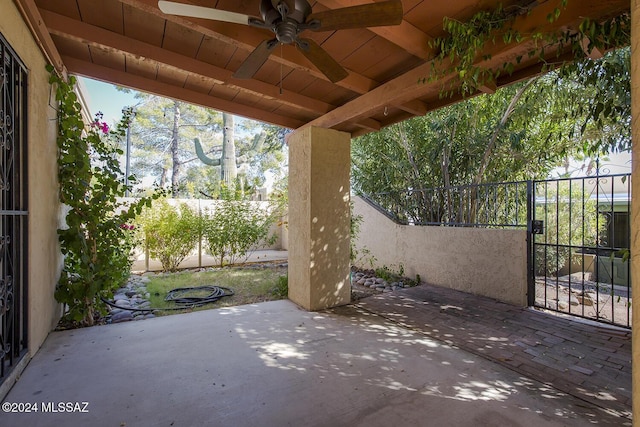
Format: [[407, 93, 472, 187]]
[[353, 196, 528, 306], [1, 1, 62, 355]]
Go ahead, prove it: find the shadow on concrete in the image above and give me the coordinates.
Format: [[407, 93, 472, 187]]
[[0, 296, 630, 426], [357, 283, 632, 421]]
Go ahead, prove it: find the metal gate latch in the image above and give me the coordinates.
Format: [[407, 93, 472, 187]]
[[531, 220, 544, 234]]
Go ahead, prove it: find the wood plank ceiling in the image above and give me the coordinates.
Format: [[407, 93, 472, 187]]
[[17, 0, 630, 135]]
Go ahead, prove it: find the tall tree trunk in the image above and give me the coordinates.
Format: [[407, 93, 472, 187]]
[[397, 122, 427, 222], [221, 112, 237, 188], [472, 77, 537, 185], [469, 77, 537, 223], [442, 123, 456, 222], [159, 167, 167, 188], [170, 100, 181, 196]]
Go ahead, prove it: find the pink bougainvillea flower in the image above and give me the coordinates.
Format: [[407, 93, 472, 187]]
[[90, 117, 109, 135]]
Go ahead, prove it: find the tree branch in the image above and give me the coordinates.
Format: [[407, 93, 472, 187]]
[[473, 77, 538, 185]]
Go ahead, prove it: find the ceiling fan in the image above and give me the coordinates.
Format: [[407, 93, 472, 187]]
[[158, 0, 404, 83]]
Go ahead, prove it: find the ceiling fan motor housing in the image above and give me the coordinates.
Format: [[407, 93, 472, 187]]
[[260, 0, 314, 44], [275, 21, 300, 44], [260, 0, 312, 26]]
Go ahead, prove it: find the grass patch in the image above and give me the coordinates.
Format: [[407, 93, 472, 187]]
[[145, 266, 287, 315]]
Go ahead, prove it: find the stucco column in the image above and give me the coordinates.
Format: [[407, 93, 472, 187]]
[[632, 0, 640, 423], [288, 126, 351, 311]]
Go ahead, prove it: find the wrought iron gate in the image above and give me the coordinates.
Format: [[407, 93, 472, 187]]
[[0, 33, 28, 383], [529, 173, 631, 328]]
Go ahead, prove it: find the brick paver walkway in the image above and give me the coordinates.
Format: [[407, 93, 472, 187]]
[[357, 283, 632, 419]]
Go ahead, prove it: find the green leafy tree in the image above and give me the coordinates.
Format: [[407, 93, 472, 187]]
[[553, 48, 631, 155], [120, 91, 288, 199], [352, 79, 561, 220], [427, 3, 630, 156], [352, 48, 631, 225], [50, 67, 157, 327]]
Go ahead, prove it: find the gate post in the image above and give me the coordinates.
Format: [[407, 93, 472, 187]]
[[630, 0, 640, 420], [526, 180, 535, 306]]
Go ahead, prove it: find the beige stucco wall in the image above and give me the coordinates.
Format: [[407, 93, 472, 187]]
[[1, 1, 62, 354], [353, 196, 528, 306]]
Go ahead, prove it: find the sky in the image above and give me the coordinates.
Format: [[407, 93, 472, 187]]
[[549, 151, 631, 178], [78, 77, 139, 125]]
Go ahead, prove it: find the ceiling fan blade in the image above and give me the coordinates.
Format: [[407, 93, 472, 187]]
[[308, 0, 403, 32], [297, 38, 348, 83], [233, 39, 279, 79], [158, 1, 252, 25]]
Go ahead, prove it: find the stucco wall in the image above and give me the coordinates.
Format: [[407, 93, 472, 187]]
[[353, 196, 528, 306], [1, 2, 62, 353]]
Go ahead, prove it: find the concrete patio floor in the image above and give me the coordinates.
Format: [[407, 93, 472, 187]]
[[0, 295, 630, 426]]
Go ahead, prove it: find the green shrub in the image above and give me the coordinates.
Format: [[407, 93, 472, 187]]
[[272, 275, 288, 299], [375, 264, 405, 282], [350, 202, 376, 268], [202, 199, 278, 267], [137, 198, 202, 271]]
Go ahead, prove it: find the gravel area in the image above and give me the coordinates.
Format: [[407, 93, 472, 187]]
[[534, 274, 631, 328]]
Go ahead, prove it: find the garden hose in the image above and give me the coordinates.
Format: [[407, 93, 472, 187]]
[[101, 285, 234, 312], [165, 285, 234, 307]]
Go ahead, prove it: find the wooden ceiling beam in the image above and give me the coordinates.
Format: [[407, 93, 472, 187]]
[[352, 117, 381, 132], [300, 0, 630, 132], [13, 0, 65, 74], [42, 10, 336, 117], [395, 99, 427, 116], [315, 0, 434, 60], [119, 0, 378, 94], [478, 80, 497, 94], [62, 56, 305, 129]]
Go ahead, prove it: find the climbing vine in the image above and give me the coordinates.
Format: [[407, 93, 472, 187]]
[[427, 3, 525, 96], [425, 0, 631, 154], [48, 66, 159, 327], [427, 0, 630, 98]]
